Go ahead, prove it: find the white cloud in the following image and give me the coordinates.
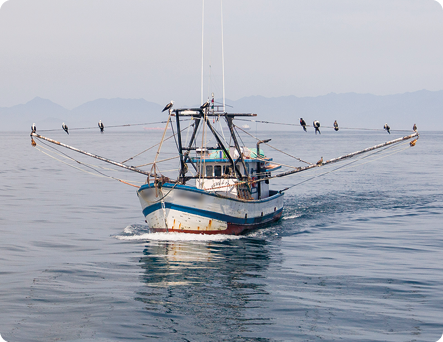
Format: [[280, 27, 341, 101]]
[[0, 0, 9, 10], [436, 0, 443, 9]]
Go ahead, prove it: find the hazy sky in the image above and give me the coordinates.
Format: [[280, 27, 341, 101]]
[[0, 0, 442, 109]]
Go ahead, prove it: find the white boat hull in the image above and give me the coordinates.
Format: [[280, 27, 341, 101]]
[[137, 183, 284, 235]]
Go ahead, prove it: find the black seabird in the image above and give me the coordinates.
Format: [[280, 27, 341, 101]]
[[98, 120, 104, 133], [333, 120, 339, 131], [162, 100, 174, 112], [313, 120, 321, 134], [31, 123, 36, 134], [413, 124, 417, 132], [384, 123, 390, 134], [62, 122, 69, 134], [300, 118, 307, 132], [200, 99, 210, 109]]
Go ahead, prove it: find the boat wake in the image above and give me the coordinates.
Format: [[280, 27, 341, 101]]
[[282, 213, 301, 220], [114, 224, 242, 242]]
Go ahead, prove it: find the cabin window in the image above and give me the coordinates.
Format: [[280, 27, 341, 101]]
[[205, 165, 213, 177], [214, 165, 222, 177]]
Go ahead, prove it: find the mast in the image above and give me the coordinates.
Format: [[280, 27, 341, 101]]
[[201, 0, 205, 105], [221, 0, 226, 112], [175, 110, 186, 182]]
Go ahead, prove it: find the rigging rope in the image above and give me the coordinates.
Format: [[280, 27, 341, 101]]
[[38, 121, 170, 132], [279, 140, 412, 192], [234, 124, 313, 165], [37, 140, 134, 174], [201, 134, 417, 192], [34, 144, 141, 188], [121, 124, 191, 164], [234, 118, 413, 133]]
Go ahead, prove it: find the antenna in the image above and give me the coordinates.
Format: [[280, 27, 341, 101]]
[[201, 0, 205, 105], [221, 0, 226, 113]]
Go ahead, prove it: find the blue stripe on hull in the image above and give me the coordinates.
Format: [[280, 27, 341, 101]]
[[138, 183, 283, 204], [143, 202, 283, 225]]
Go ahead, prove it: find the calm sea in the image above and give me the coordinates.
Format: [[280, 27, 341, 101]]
[[0, 128, 442, 342]]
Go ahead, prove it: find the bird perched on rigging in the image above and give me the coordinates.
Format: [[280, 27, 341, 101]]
[[62, 122, 69, 134], [300, 118, 307, 132], [384, 123, 390, 134], [333, 120, 339, 131], [200, 99, 210, 110], [162, 100, 174, 112], [317, 157, 323, 166], [98, 120, 104, 133], [413, 124, 417, 132], [313, 120, 321, 134], [31, 123, 36, 134]]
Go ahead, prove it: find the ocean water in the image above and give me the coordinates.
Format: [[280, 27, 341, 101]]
[[0, 128, 442, 342]]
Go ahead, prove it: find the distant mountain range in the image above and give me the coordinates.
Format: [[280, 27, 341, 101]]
[[1, 90, 442, 131]]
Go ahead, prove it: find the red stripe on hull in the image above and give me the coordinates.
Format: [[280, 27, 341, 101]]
[[150, 211, 282, 235]]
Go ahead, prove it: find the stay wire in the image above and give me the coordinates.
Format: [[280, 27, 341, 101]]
[[121, 124, 191, 164], [279, 140, 412, 191], [35, 141, 142, 187], [37, 141, 131, 174], [234, 124, 313, 165], [38, 121, 169, 132], [234, 118, 413, 133]]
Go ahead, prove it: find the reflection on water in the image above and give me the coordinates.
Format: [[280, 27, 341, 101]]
[[136, 238, 274, 340]]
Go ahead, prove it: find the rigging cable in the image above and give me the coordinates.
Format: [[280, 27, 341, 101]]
[[202, 135, 417, 192], [34, 142, 141, 188], [234, 118, 413, 133], [234, 124, 313, 165], [121, 124, 191, 164], [38, 121, 169, 133], [278, 140, 412, 192]]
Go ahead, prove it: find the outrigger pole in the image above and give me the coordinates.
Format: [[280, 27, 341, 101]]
[[276, 131, 419, 184], [31, 133, 155, 177]]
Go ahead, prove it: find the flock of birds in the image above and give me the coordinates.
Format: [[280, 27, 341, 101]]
[[299, 118, 417, 135], [161, 99, 210, 113], [299, 118, 340, 134], [31, 120, 105, 135], [30, 99, 418, 137]]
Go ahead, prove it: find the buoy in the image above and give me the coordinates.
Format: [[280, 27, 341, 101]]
[[410, 138, 418, 147], [31, 138, 36, 147]]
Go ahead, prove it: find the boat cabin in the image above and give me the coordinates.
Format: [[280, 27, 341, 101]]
[[172, 107, 280, 201]]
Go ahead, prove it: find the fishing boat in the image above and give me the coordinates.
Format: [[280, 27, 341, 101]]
[[137, 107, 284, 235], [27, 3, 420, 236], [30, 104, 419, 236]]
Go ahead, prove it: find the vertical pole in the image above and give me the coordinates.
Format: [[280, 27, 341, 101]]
[[226, 116, 251, 194], [201, 0, 205, 105], [175, 110, 185, 183], [257, 143, 261, 199], [221, 0, 226, 113]]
